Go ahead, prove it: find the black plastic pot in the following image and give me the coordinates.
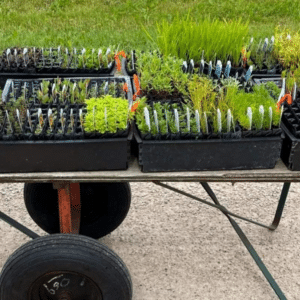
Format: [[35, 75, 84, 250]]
[[133, 124, 282, 172]]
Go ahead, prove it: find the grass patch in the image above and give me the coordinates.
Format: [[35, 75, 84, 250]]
[[0, 0, 299, 49]]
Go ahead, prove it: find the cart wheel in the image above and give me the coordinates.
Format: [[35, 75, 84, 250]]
[[0, 234, 132, 300], [24, 182, 131, 239]]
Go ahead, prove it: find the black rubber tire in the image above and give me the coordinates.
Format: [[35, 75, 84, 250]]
[[24, 182, 131, 239], [0, 234, 132, 300]]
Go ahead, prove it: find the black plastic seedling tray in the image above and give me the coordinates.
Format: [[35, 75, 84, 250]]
[[0, 137, 130, 173], [280, 123, 300, 171], [133, 125, 282, 172], [0, 76, 133, 173]]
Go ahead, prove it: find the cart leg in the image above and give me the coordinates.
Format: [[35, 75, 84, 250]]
[[53, 182, 81, 234], [269, 182, 291, 231]]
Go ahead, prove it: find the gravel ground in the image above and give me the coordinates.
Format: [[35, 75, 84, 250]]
[[0, 181, 300, 299]]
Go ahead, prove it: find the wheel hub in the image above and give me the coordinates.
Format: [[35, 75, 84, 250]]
[[28, 271, 103, 300]]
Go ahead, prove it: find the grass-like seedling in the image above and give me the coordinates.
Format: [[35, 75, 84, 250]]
[[153, 15, 249, 66]]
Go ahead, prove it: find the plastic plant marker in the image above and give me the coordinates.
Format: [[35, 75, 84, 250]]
[[189, 59, 194, 73], [38, 108, 44, 127], [6, 49, 10, 66], [287, 34, 291, 40], [16, 109, 22, 129], [247, 107, 252, 130], [94, 82, 98, 97], [201, 50, 204, 60], [93, 106, 96, 131], [70, 108, 75, 130], [104, 107, 107, 130], [60, 109, 65, 130], [104, 82, 109, 94], [106, 48, 111, 56], [5, 110, 13, 133], [215, 60, 222, 79], [200, 59, 205, 74], [27, 109, 33, 132], [79, 109, 83, 131], [227, 109, 232, 133], [165, 110, 169, 133], [48, 108, 54, 130], [195, 110, 200, 133], [293, 82, 297, 101], [269, 107, 273, 130], [182, 61, 188, 73], [217, 108, 222, 133], [131, 50, 135, 70], [245, 66, 253, 82], [208, 61, 212, 77], [278, 78, 286, 102], [153, 110, 159, 132], [263, 38, 269, 52], [52, 83, 56, 96], [144, 107, 151, 132], [259, 105, 264, 130], [186, 107, 190, 132], [66, 48, 68, 55], [204, 112, 209, 134], [174, 109, 180, 132], [224, 61, 231, 78]]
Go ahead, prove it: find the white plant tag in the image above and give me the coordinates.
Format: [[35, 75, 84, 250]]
[[195, 110, 200, 133], [16, 109, 22, 128], [104, 107, 107, 128], [259, 105, 264, 129], [6, 49, 11, 56], [287, 34, 291, 40], [200, 59, 205, 74], [98, 49, 102, 57], [224, 61, 231, 78], [79, 109, 83, 130], [227, 109, 232, 132], [94, 82, 98, 97], [106, 48, 111, 56], [48, 108, 54, 129], [263, 38, 269, 52], [247, 107, 252, 130], [293, 82, 297, 101], [49, 48, 52, 56], [62, 84, 66, 94], [204, 112, 209, 134], [66, 48, 68, 55], [74, 48, 77, 55], [38, 108, 43, 127], [104, 82, 109, 94], [23, 48, 28, 56], [217, 108, 222, 133], [269, 107, 273, 129], [278, 78, 285, 102], [186, 107, 190, 132], [14, 48, 17, 57], [182, 61, 188, 72], [5, 110, 13, 133], [73, 83, 77, 92], [249, 37, 254, 45], [174, 109, 180, 132], [165, 111, 169, 133], [27, 109, 33, 132], [92, 49, 95, 55], [144, 107, 151, 131], [70, 108, 74, 129], [153, 110, 159, 132], [82, 48, 86, 55], [52, 83, 56, 95], [208, 61, 212, 77], [58, 46, 60, 54], [190, 59, 194, 72], [60, 108, 65, 129]]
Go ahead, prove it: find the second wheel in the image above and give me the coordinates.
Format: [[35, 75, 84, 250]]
[[24, 182, 131, 239]]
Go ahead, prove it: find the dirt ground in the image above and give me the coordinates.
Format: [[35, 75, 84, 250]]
[[0, 181, 299, 299]]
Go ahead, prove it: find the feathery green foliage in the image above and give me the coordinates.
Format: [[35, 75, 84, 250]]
[[84, 95, 129, 133]]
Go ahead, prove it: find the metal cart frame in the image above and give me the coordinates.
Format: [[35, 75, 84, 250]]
[[0, 158, 298, 300]]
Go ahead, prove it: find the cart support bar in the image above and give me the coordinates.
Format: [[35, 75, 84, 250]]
[[54, 182, 81, 234], [0, 210, 39, 239]]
